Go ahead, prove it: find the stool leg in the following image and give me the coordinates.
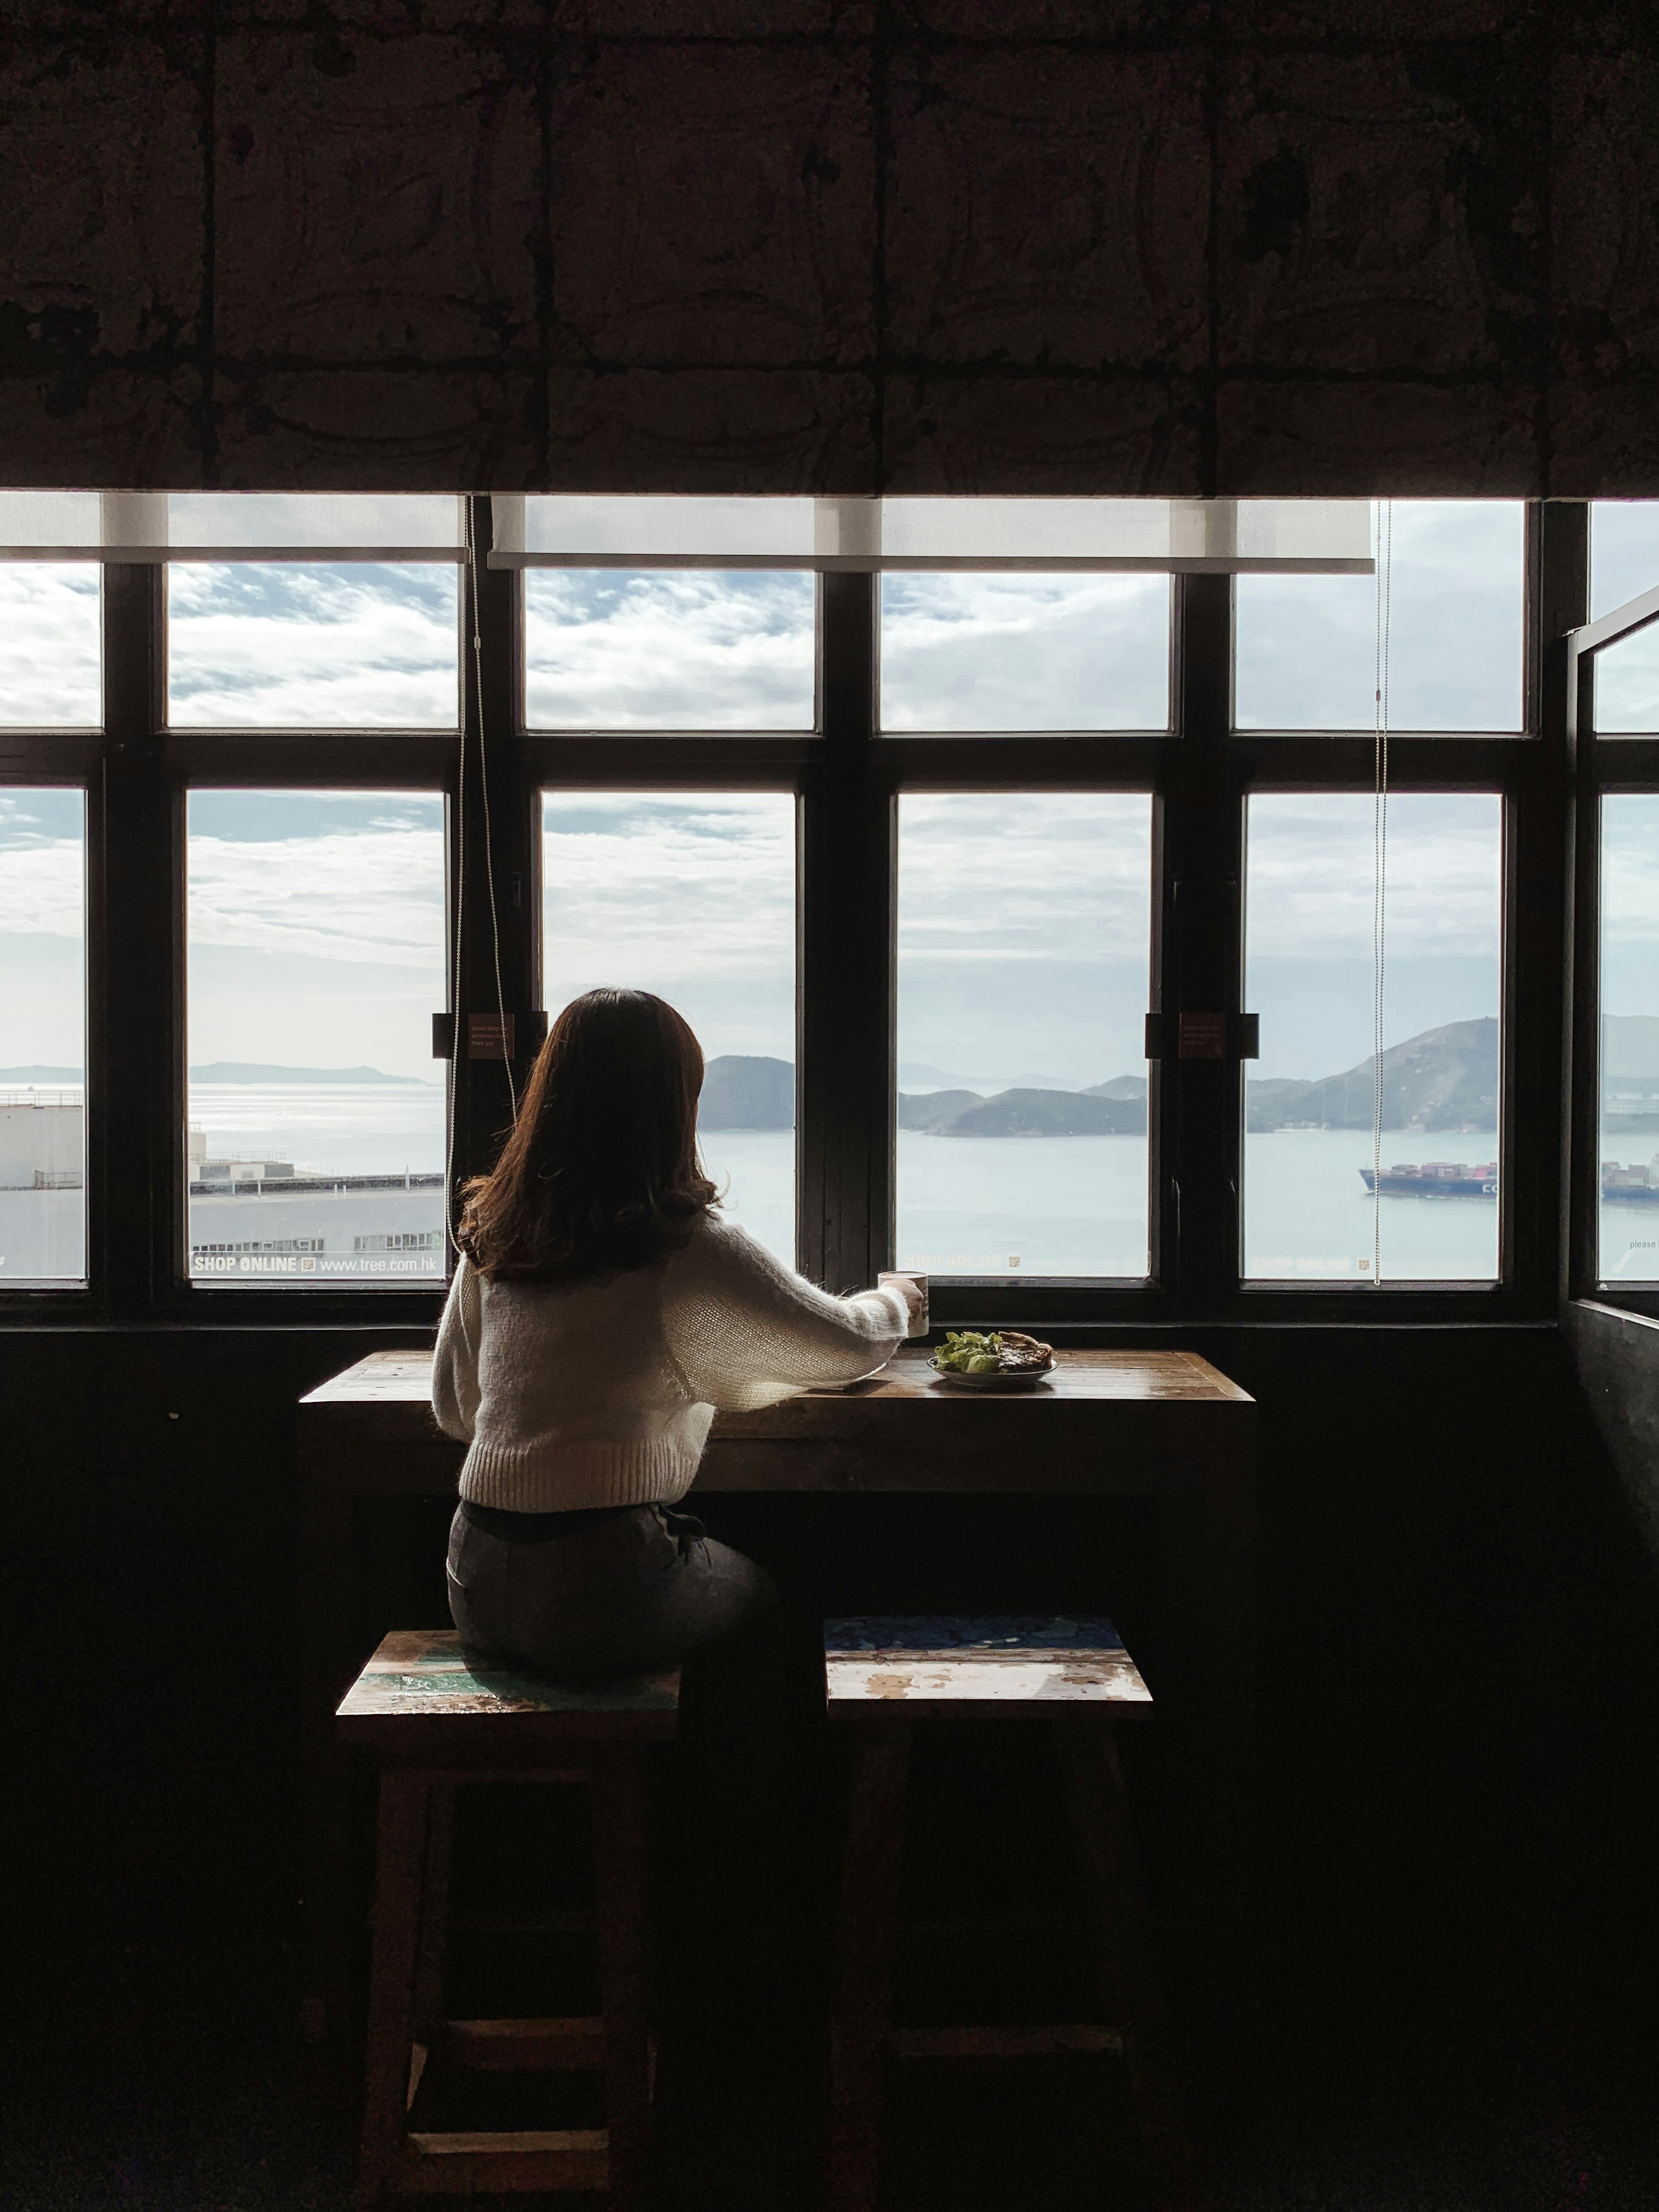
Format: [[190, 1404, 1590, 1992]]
[[826, 1720, 912, 2212], [592, 1747, 652, 2212], [406, 1783, 453, 2117], [358, 1770, 431, 2206], [1053, 1714, 1195, 2209]]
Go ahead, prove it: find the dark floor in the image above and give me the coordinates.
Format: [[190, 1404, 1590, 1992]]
[[8, 1917, 1658, 2212], [10, 1710, 1659, 2212]]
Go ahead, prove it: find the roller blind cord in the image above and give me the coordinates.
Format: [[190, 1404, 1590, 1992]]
[[447, 500, 517, 1258], [1371, 500, 1394, 1287]]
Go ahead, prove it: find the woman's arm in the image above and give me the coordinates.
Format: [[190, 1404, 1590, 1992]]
[[431, 1254, 484, 1440], [664, 1221, 913, 1411]]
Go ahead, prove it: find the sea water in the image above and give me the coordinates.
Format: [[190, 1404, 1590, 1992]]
[[5, 1088, 1655, 1288]]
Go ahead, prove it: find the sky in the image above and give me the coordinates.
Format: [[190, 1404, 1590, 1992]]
[[4, 499, 1659, 1101], [186, 790, 446, 1081]]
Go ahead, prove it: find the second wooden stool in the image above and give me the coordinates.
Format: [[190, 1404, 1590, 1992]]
[[824, 1614, 1190, 2212], [336, 1629, 679, 2208]]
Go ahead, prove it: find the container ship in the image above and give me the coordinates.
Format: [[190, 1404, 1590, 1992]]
[[1361, 1158, 1659, 1200]]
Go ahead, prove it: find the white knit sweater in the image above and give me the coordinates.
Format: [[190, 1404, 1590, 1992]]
[[431, 1216, 909, 1514]]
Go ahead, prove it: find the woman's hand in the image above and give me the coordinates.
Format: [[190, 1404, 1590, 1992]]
[[877, 1270, 928, 1337]]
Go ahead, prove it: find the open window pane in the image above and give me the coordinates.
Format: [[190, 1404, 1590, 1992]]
[[0, 566, 101, 726], [0, 788, 86, 1283], [1600, 796, 1659, 1284], [1591, 620, 1659, 736], [542, 792, 797, 1266], [1235, 501, 1524, 731], [1244, 793, 1502, 1283], [167, 565, 459, 728], [895, 794, 1152, 1279], [879, 575, 1169, 731], [525, 573, 815, 729], [186, 792, 447, 1284]]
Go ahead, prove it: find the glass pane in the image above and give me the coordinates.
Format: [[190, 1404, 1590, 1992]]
[[880, 575, 1169, 731], [167, 564, 459, 727], [1591, 620, 1659, 735], [0, 788, 86, 1283], [1244, 793, 1502, 1283], [524, 572, 815, 729], [541, 791, 797, 1266], [895, 793, 1152, 1279], [0, 566, 101, 725], [1235, 501, 1524, 731], [186, 791, 447, 1285], [1600, 796, 1659, 1284], [1591, 500, 1659, 617]]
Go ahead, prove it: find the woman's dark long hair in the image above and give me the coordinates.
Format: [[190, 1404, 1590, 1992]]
[[458, 989, 717, 1280]]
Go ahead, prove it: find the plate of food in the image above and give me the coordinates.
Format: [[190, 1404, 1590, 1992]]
[[928, 1329, 1056, 1389]]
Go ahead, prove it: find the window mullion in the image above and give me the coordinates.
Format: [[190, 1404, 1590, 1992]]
[[453, 496, 533, 1195], [97, 560, 175, 1317], [1510, 501, 1584, 1307], [1166, 573, 1243, 1313], [800, 572, 891, 1290]]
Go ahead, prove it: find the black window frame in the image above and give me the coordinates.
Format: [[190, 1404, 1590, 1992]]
[[1566, 563, 1659, 1321], [0, 496, 1597, 1330]]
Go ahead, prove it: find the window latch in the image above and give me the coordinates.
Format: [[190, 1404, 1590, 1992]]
[[432, 1012, 549, 1061], [1145, 1013, 1259, 1061]]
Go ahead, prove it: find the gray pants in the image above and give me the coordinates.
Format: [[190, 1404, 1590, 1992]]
[[446, 1499, 777, 1684]]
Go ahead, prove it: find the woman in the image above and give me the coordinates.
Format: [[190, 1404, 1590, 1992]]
[[432, 986, 920, 1682]]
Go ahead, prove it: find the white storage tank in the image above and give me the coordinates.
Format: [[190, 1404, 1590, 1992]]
[[0, 1093, 84, 1189]]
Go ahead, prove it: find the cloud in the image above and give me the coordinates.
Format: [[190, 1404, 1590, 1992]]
[[526, 572, 815, 729], [1236, 501, 1525, 731], [880, 575, 1169, 731], [1603, 795, 1659, 951], [543, 791, 794, 978], [1245, 792, 1502, 962], [1591, 502, 1659, 617], [0, 789, 85, 936], [899, 793, 1153, 963], [187, 813, 446, 968], [167, 563, 459, 727], [0, 567, 101, 727]]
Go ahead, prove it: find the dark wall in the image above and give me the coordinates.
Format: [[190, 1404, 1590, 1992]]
[[9, 1318, 1657, 2030], [3, 4, 1659, 495]]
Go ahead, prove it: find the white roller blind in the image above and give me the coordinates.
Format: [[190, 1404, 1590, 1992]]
[[0, 491, 463, 560], [490, 493, 1374, 573]]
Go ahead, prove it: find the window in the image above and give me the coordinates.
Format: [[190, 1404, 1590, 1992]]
[[168, 565, 460, 728], [0, 787, 85, 1284], [1589, 502, 1659, 736], [1235, 501, 1525, 732], [185, 791, 447, 1284], [525, 573, 816, 730], [879, 576, 1169, 731], [0, 566, 100, 726], [1599, 796, 1659, 1285], [895, 793, 1153, 1280], [541, 791, 797, 1267], [0, 492, 1589, 1323], [1243, 793, 1502, 1283]]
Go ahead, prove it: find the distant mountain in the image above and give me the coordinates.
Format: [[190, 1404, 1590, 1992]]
[[898, 1089, 985, 1133], [1085, 1075, 1147, 1102], [0, 1065, 82, 1083], [945, 1088, 1145, 1137], [187, 1062, 430, 1085], [1248, 1018, 1498, 1133], [700, 1055, 794, 1130]]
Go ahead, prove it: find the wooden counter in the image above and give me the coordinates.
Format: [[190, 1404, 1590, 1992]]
[[298, 1346, 1257, 2070]]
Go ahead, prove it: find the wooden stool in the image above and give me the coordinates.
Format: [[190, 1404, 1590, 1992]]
[[824, 1615, 1191, 2212], [336, 1629, 679, 2208]]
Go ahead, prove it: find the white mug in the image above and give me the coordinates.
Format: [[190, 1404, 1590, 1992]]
[[879, 1269, 929, 1340]]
